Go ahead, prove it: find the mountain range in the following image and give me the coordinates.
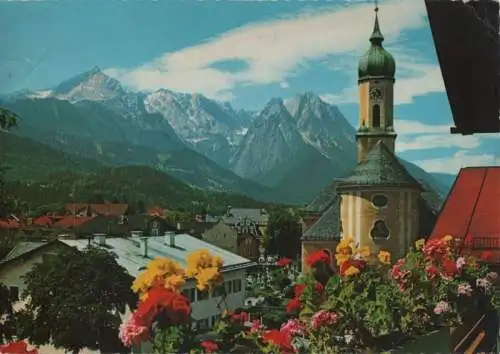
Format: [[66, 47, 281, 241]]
[[0, 67, 454, 205]]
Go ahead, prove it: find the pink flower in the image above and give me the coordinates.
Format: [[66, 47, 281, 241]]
[[457, 283, 473, 296], [456, 257, 466, 270], [391, 259, 410, 280], [433, 301, 451, 315], [311, 310, 338, 330], [119, 314, 150, 347], [250, 320, 263, 333], [280, 318, 305, 338], [476, 278, 492, 290]]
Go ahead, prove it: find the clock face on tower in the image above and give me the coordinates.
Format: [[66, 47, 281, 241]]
[[369, 87, 383, 100]]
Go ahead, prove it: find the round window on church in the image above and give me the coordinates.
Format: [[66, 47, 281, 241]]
[[370, 220, 390, 239], [372, 195, 388, 208]]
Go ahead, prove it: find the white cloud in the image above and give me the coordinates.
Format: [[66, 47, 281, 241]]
[[105, 0, 428, 100], [414, 151, 500, 174], [394, 120, 499, 152], [397, 134, 485, 152], [280, 81, 290, 89], [395, 120, 449, 135]]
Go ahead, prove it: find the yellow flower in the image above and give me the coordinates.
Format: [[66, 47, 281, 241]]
[[139, 292, 149, 302], [356, 246, 371, 259], [336, 237, 354, 254], [335, 253, 350, 266], [195, 267, 221, 291], [415, 239, 425, 250], [147, 257, 184, 276], [132, 268, 159, 293], [343, 266, 360, 276], [186, 249, 224, 278], [378, 251, 391, 265], [442, 235, 453, 243], [164, 274, 185, 291], [210, 255, 223, 268]]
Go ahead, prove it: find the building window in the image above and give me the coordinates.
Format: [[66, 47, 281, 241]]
[[196, 318, 209, 330], [182, 288, 196, 302], [372, 195, 388, 208], [212, 284, 224, 297], [225, 280, 233, 294], [211, 314, 221, 326], [372, 104, 381, 128], [9, 286, 19, 301], [370, 220, 390, 239], [196, 288, 209, 301], [232, 279, 242, 293]]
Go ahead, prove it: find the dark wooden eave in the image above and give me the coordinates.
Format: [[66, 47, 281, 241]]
[[425, 0, 500, 135]]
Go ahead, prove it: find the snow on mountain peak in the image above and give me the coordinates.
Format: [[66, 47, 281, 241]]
[[51, 67, 126, 103]]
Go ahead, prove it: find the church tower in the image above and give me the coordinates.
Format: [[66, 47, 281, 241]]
[[336, 5, 423, 261], [356, 6, 397, 163]]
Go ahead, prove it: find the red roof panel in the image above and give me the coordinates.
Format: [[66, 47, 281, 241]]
[[467, 168, 500, 237], [429, 167, 487, 241], [53, 216, 95, 228]]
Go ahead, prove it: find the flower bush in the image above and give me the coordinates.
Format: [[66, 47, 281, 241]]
[[244, 235, 500, 353], [120, 249, 224, 353], [119, 236, 500, 353]]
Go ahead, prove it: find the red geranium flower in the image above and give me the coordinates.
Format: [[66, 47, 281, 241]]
[[339, 259, 366, 276], [442, 258, 458, 277], [0, 342, 38, 354], [262, 329, 294, 353], [134, 286, 191, 327], [286, 298, 301, 314], [306, 250, 331, 267], [294, 284, 307, 298], [231, 311, 249, 323], [276, 258, 292, 267], [200, 340, 219, 353], [314, 282, 324, 295], [425, 264, 439, 280]]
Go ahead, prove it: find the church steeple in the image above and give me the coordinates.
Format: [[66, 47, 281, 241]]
[[356, 4, 397, 163], [369, 6, 384, 45]]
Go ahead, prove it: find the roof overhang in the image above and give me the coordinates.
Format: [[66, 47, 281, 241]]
[[425, 0, 500, 134]]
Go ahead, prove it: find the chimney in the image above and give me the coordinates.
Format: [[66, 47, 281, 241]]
[[95, 233, 106, 246], [140, 237, 149, 258], [165, 231, 176, 247], [176, 222, 181, 231]]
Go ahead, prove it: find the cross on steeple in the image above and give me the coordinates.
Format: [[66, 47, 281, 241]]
[[370, 0, 384, 45]]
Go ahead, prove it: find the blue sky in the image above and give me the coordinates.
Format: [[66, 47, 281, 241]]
[[1, 0, 499, 174]]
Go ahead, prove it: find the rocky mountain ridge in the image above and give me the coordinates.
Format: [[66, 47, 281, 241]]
[[0, 67, 454, 204]]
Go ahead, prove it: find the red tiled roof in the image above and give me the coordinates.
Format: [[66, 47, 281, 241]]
[[429, 167, 500, 260], [0, 220, 20, 229], [52, 216, 95, 228], [33, 215, 55, 227], [65, 203, 128, 216], [147, 206, 166, 217]]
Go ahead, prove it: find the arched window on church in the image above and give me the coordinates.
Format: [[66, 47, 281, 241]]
[[372, 104, 381, 128]]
